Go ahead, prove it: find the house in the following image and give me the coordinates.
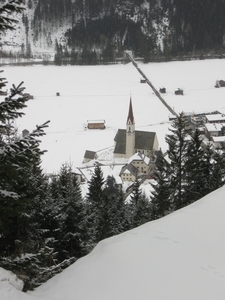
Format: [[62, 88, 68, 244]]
[[211, 136, 225, 149], [113, 98, 159, 159], [119, 163, 138, 182], [204, 113, 225, 124], [128, 152, 150, 174], [83, 150, 98, 163], [87, 120, 105, 130], [204, 123, 225, 138]]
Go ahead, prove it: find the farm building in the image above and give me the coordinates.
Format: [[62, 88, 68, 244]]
[[215, 80, 225, 88], [83, 150, 98, 163], [204, 113, 225, 124], [87, 120, 105, 130], [204, 123, 225, 138], [175, 88, 183, 95], [159, 87, 166, 93]]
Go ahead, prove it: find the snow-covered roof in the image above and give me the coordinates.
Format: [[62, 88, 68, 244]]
[[205, 114, 225, 122], [205, 123, 225, 132], [212, 136, 225, 142], [128, 152, 150, 165]]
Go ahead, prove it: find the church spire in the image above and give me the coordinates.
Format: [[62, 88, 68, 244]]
[[126, 97, 135, 125], [126, 97, 135, 158]]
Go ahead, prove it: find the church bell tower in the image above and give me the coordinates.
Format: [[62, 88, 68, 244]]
[[126, 98, 135, 158]]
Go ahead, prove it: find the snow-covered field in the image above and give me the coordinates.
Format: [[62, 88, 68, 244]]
[[1, 59, 225, 300], [2, 59, 225, 173]]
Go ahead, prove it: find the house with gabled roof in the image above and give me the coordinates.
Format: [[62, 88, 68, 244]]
[[114, 98, 159, 159], [119, 163, 138, 182], [128, 152, 150, 174]]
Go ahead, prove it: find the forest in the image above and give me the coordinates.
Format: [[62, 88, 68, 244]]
[[2, 0, 225, 64], [45, 0, 225, 64]]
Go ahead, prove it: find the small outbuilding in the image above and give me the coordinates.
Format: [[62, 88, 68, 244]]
[[87, 120, 105, 130], [159, 87, 166, 93], [215, 80, 225, 88], [0, 90, 7, 96], [175, 88, 183, 95]]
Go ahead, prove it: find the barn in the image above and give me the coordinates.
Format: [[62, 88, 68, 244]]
[[87, 120, 105, 130]]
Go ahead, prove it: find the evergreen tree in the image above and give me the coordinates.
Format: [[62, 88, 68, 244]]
[[202, 143, 225, 194], [211, 145, 225, 189], [128, 177, 151, 228], [0, 79, 49, 256], [54, 164, 87, 260], [201, 143, 217, 195], [150, 149, 171, 220], [165, 113, 190, 211], [0, 0, 25, 36], [101, 175, 127, 239], [184, 129, 206, 203], [85, 163, 105, 247]]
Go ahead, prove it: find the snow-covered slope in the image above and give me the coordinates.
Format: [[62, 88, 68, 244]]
[[1, 185, 225, 300]]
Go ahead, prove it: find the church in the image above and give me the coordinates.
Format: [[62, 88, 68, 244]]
[[113, 98, 159, 159]]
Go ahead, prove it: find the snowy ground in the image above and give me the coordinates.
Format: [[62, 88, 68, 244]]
[[3, 59, 225, 174], [1, 185, 225, 300]]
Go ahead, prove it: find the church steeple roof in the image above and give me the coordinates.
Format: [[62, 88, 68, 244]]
[[126, 97, 135, 125]]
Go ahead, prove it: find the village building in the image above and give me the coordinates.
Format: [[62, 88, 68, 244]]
[[119, 163, 138, 182], [211, 136, 225, 149], [87, 119, 105, 130], [204, 123, 225, 138], [128, 152, 151, 174], [113, 98, 159, 159], [83, 150, 98, 163], [119, 152, 156, 182], [204, 113, 225, 124]]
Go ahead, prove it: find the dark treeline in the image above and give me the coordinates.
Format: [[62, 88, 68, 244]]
[[2, 0, 225, 64], [49, 0, 225, 64]]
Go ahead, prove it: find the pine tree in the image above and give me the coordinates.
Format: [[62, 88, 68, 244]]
[[0, 0, 25, 35], [85, 163, 105, 247], [150, 149, 171, 220], [0, 79, 50, 255], [184, 128, 206, 203], [101, 175, 127, 239], [54, 164, 87, 260], [128, 177, 151, 228], [165, 113, 190, 211], [211, 145, 225, 189]]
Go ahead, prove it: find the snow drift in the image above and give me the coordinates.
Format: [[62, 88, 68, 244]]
[[27, 185, 225, 300]]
